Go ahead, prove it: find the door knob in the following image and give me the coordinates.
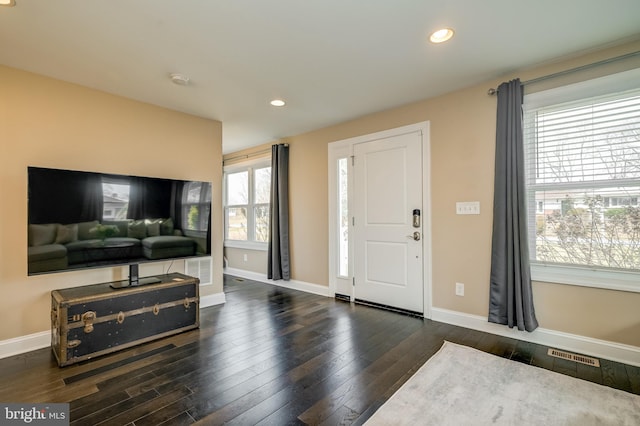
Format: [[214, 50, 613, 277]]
[[406, 231, 420, 241]]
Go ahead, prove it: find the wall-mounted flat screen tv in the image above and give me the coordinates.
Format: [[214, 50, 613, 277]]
[[27, 166, 211, 276]]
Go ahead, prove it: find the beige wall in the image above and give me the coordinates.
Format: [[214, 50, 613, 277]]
[[225, 247, 268, 273], [0, 65, 223, 340], [224, 40, 640, 348]]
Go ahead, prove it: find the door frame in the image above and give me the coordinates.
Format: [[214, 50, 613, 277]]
[[328, 122, 432, 319]]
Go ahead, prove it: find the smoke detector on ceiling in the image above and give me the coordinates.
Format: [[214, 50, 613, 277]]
[[170, 73, 190, 86]]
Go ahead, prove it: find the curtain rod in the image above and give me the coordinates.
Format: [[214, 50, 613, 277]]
[[487, 50, 640, 95], [223, 143, 289, 164]]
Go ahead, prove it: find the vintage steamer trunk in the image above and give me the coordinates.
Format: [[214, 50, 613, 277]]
[[51, 272, 199, 367]]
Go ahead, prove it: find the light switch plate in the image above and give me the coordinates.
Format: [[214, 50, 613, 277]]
[[456, 201, 480, 215]]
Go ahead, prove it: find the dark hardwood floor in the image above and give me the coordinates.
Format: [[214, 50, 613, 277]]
[[0, 274, 638, 425]]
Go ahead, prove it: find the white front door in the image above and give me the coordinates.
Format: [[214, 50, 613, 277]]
[[353, 130, 423, 313]]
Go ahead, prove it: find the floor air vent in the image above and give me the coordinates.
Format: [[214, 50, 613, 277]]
[[547, 348, 600, 367]]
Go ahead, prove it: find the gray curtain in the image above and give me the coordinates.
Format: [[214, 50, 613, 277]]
[[268, 144, 290, 280], [127, 177, 147, 220], [489, 79, 539, 332]]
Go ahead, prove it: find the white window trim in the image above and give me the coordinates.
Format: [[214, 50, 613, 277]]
[[328, 144, 354, 299], [531, 263, 640, 293], [223, 157, 271, 250], [224, 240, 268, 251], [525, 67, 640, 293]]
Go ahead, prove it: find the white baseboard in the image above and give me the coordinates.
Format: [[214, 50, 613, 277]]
[[224, 267, 331, 297], [224, 268, 640, 367], [200, 291, 226, 308], [5, 281, 634, 369], [0, 331, 50, 360], [431, 307, 640, 367]]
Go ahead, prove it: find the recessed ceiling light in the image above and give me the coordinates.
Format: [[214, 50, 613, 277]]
[[270, 99, 286, 107], [0, 0, 16, 6], [429, 28, 454, 44], [170, 73, 190, 86]]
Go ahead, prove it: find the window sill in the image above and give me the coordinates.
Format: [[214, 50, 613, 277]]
[[531, 263, 640, 293], [224, 240, 268, 251]]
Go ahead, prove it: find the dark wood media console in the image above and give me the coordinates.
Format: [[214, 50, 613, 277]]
[[51, 272, 199, 367]]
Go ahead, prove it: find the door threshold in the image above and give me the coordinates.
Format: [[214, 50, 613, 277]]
[[334, 293, 351, 303], [354, 298, 423, 318]]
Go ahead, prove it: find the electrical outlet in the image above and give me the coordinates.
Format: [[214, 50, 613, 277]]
[[243, 254, 248, 262], [455, 282, 464, 296]]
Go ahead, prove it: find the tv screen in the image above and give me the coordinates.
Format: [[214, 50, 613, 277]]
[[27, 166, 211, 276]]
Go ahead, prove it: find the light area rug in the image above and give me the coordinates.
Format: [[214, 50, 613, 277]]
[[365, 341, 640, 426]]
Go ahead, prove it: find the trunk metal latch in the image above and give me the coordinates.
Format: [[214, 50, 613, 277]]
[[82, 311, 96, 333]]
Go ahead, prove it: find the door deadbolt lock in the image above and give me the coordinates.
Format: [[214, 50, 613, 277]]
[[412, 209, 421, 228], [407, 231, 421, 241]]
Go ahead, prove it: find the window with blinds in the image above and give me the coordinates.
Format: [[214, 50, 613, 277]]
[[523, 70, 640, 280]]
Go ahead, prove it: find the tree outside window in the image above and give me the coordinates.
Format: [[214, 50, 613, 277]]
[[224, 163, 271, 245], [183, 181, 212, 235], [525, 86, 640, 273], [254, 167, 271, 242], [225, 171, 248, 240]]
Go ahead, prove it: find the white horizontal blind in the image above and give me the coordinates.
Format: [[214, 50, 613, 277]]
[[523, 75, 640, 273]]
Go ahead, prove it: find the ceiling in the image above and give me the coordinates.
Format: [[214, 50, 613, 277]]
[[1, 1, 639, 154]]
